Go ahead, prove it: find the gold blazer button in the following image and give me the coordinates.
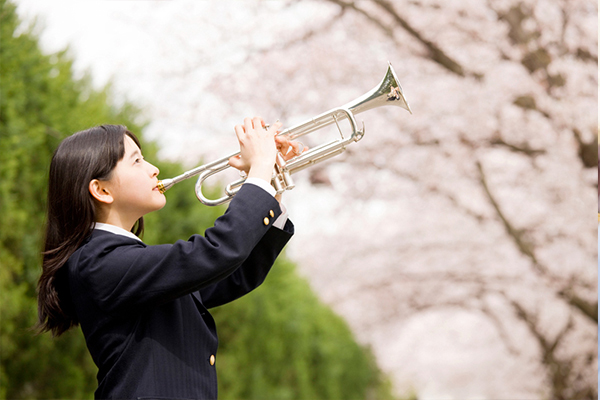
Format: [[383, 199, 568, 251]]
[[269, 210, 275, 218], [210, 355, 215, 365], [263, 217, 270, 225]]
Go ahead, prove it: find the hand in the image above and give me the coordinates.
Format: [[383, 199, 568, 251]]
[[229, 117, 281, 182], [275, 135, 306, 162], [228, 117, 307, 185]]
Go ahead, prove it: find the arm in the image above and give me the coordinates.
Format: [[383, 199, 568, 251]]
[[200, 218, 293, 309], [73, 116, 294, 314], [71, 184, 283, 314]]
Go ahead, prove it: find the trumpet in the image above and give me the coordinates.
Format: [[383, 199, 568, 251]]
[[157, 62, 412, 206]]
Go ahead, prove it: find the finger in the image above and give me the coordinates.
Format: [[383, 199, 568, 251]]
[[252, 116, 264, 131], [228, 155, 241, 168], [243, 117, 254, 134], [275, 136, 291, 156], [290, 141, 305, 158], [234, 124, 246, 140], [228, 154, 246, 171], [268, 120, 283, 133]]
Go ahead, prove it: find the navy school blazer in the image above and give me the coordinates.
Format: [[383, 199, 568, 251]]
[[65, 184, 294, 399]]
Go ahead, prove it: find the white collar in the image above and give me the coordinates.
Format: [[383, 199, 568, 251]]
[[94, 222, 143, 242]]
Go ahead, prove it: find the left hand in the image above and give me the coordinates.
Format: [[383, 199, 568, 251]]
[[276, 135, 306, 162]]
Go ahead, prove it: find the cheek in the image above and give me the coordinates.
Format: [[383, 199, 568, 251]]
[[157, 193, 167, 208]]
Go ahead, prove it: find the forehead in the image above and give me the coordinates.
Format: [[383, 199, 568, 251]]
[[123, 134, 141, 154]]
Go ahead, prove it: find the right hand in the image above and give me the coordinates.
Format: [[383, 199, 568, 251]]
[[229, 117, 281, 183]]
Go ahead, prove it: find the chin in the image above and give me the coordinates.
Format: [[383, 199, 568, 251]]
[[151, 191, 167, 210], [156, 198, 167, 211]]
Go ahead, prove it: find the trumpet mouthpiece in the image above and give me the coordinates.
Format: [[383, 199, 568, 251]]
[[157, 179, 172, 194]]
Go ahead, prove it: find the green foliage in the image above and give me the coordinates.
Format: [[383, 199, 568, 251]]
[[0, 0, 142, 396], [0, 0, 395, 398]]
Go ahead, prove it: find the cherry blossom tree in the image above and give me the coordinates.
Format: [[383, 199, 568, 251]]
[[189, 1, 597, 398]]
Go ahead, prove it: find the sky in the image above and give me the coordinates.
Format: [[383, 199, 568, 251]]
[[14, 0, 316, 161]]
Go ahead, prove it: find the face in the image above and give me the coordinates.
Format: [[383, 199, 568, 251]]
[[102, 135, 166, 222]]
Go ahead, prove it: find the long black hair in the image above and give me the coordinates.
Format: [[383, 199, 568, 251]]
[[37, 125, 144, 336]]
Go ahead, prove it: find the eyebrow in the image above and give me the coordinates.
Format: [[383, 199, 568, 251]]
[[129, 149, 142, 159]]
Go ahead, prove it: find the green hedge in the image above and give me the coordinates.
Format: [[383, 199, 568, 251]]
[[0, 1, 394, 398]]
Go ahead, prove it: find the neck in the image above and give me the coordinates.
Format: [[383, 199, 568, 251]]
[[96, 209, 138, 233]]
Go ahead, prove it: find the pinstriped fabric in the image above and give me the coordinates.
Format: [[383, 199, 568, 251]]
[[64, 185, 294, 399]]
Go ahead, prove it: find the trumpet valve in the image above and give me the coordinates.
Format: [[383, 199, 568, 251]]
[[282, 170, 295, 190], [272, 174, 284, 193], [272, 153, 295, 193]]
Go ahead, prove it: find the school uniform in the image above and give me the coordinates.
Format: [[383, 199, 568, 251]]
[[65, 182, 294, 399]]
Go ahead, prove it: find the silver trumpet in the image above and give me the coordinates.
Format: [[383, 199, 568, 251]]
[[157, 62, 412, 206]]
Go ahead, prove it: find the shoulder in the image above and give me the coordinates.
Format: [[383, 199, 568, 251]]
[[86, 229, 146, 252], [67, 230, 147, 274]]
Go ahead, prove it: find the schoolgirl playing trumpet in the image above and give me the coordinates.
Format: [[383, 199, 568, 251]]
[[37, 117, 303, 399]]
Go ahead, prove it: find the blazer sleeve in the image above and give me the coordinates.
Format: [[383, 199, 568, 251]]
[[200, 218, 294, 309], [70, 184, 291, 314]]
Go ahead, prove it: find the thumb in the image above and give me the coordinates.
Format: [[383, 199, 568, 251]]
[[228, 155, 242, 169]]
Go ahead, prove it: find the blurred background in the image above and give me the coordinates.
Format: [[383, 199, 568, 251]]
[[1, 0, 597, 399]]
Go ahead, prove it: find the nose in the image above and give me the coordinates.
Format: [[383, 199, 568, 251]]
[[146, 160, 159, 177]]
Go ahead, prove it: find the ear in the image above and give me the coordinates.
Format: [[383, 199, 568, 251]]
[[89, 179, 114, 204]]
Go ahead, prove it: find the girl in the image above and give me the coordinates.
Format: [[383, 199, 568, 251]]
[[37, 118, 301, 399]]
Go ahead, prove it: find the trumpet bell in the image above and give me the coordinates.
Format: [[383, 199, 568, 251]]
[[345, 61, 412, 115]]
